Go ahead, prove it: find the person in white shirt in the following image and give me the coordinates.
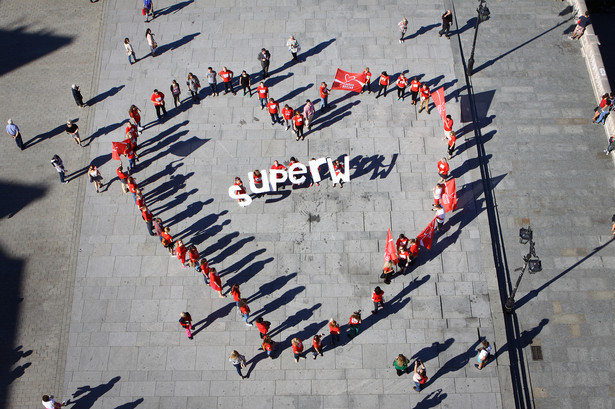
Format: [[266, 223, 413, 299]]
[[434, 204, 446, 230], [42, 394, 65, 408]]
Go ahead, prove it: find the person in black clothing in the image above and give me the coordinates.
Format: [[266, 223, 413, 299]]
[[72, 84, 85, 107], [257, 48, 271, 78], [240, 71, 252, 96], [439, 10, 453, 39]]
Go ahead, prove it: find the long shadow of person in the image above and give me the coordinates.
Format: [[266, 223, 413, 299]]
[[155, 0, 193, 16], [267, 303, 322, 338], [145, 172, 194, 206], [227, 257, 275, 289], [151, 188, 198, 215], [209, 236, 255, 265], [177, 212, 230, 244], [164, 199, 213, 228], [427, 340, 481, 386], [411, 338, 455, 365], [192, 303, 235, 336], [219, 248, 267, 278], [264, 38, 336, 79], [278, 84, 314, 103], [310, 101, 359, 132], [25, 123, 65, 148], [114, 398, 144, 409], [69, 376, 121, 409], [494, 318, 549, 361], [65, 154, 112, 182], [414, 389, 447, 408], [246, 273, 298, 303], [155, 33, 200, 56], [83, 121, 124, 146], [249, 286, 306, 318], [86, 85, 125, 106], [140, 160, 184, 188], [277, 320, 329, 355], [405, 23, 440, 40]]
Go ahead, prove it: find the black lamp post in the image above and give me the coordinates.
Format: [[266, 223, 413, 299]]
[[467, 0, 490, 76], [504, 226, 542, 313]]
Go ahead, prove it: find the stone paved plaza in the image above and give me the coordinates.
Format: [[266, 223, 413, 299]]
[[1, 1, 614, 409]]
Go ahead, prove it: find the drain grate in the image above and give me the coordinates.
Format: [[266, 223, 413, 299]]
[[530, 346, 543, 361]]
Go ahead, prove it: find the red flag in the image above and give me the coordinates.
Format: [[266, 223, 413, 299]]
[[431, 87, 447, 123], [441, 178, 458, 212], [331, 69, 366, 93], [112, 141, 129, 160], [416, 218, 437, 250], [384, 228, 399, 264]]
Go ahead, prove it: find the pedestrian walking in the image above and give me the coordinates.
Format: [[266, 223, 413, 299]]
[[257, 48, 271, 78], [179, 312, 193, 339], [476, 340, 493, 369], [604, 134, 615, 155], [71, 84, 85, 108], [396, 73, 408, 101], [41, 395, 66, 408], [239, 71, 252, 97], [329, 318, 341, 345], [209, 267, 226, 298], [291, 338, 306, 362], [410, 77, 421, 105], [434, 204, 446, 231], [569, 11, 590, 40], [331, 159, 344, 188], [362, 67, 372, 94], [433, 182, 444, 207], [397, 246, 409, 274], [413, 359, 428, 392], [169, 80, 181, 108], [282, 104, 294, 130], [371, 286, 384, 314], [129, 105, 143, 131], [319, 82, 330, 112], [198, 258, 210, 284], [65, 120, 82, 146], [262, 335, 275, 357], [398, 18, 408, 43], [143, 0, 154, 22], [376, 72, 389, 98], [381, 260, 394, 285], [51, 155, 68, 184], [124, 38, 137, 64], [287, 35, 300, 62], [6, 119, 24, 150], [292, 111, 305, 141], [186, 73, 200, 102], [206, 67, 219, 96], [255, 317, 271, 339], [117, 165, 129, 193], [175, 240, 187, 267], [419, 83, 431, 113], [238, 298, 252, 325], [145, 28, 157, 56], [257, 82, 269, 109], [187, 245, 199, 267], [160, 226, 174, 254], [439, 10, 453, 38], [267, 98, 280, 126], [229, 351, 247, 379], [230, 284, 241, 310], [437, 157, 449, 182], [347, 310, 362, 339], [140, 205, 154, 236], [87, 165, 103, 192], [303, 99, 315, 131], [219, 67, 235, 95], [150, 89, 167, 119], [312, 334, 324, 359], [446, 131, 456, 159], [409, 238, 419, 265], [393, 354, 410, 376]]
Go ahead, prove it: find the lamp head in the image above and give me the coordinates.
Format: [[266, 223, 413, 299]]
[[519, 227, 532, 244]]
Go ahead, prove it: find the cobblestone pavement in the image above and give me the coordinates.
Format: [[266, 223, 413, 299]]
[[0, 1, 103, 408], [61, 0, 502, 408]]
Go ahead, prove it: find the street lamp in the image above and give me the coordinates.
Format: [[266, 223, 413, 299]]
[[504, 226, 541, 313], [467, 0, 490, 76]]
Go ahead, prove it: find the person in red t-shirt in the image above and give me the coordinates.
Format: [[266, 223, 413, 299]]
[[257, 82, 268, 109], [437, 157, 449, 182], [312, 334, 324, 359], [398, 246, 410, 274], [419, 84, 431, 114], [382, 260, 394, 285], [187, 245, 199, 268], [329, 318, 341, 345], [361, 67, 372, 94], [446, 131, 457, 159], [198, 258, 210, 284], [117, 164, 129, 193], [135, 191, 145, 208], [234, 177, 247, 203], [377, 71, 390, 98], [292, 111, 305, 141], [396, 234, 409, 250], [396, 73, 408, 101], [129, 105, 143, 131], [371, 286, 385, 315], [282, 104, 294, 130], [179, 312, 193, 340], [230, 284, 241, 309], [150, 89, 167, 119], [174, 239, 187, 268], [443, 114, 454, 139], [292, 338, 305, 362], [218, 67, 235, 95], [209, 267, 226, 298], [127, 177, 139, 202], [267, 98, 280, 126], [262, 335, 275, 358], [319, 82, 330, 112], [160, 226, 173, 254], [331, 159, 344, 188], [410, 78, 421, 105], [255, 317, 271, 339], [271, 160, 287, 190], [140, 205, 154, 236], [348, 311, 362, 339], [408, 238, 419, 265], [238, 298, 252, 325]]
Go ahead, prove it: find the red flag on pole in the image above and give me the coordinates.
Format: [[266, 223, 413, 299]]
[[441, 178, 458, 212], [331, 69, 367, 93], [431, 87, 447, 123], [384, 228, 399, 264], [416, 218, 437, 250], [112, 141, 129, 160]]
